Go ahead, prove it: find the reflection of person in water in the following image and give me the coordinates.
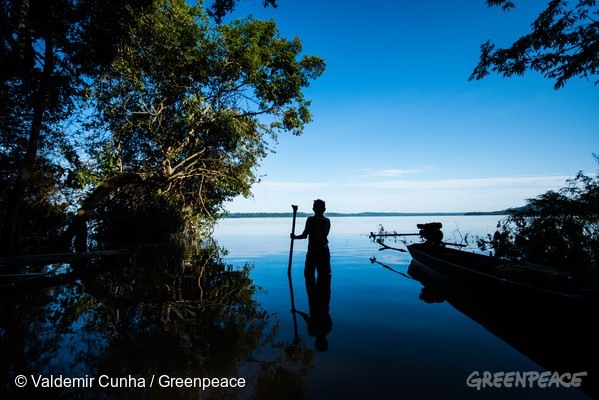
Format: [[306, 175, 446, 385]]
[[291, 199, 332, 351], [295, 272, 332, 351]]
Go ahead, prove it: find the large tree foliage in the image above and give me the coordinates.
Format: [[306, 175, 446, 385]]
[[478, 166, 599, 270], [0, 0, 154, 254], [65, 0, 325, 247], [0, 0, 324, 252], [470, 0, 599, 89]]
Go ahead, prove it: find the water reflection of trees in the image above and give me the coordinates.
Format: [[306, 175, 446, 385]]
[[1, 240, 313, 399]]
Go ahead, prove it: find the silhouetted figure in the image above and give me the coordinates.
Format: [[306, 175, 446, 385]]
[[291, 199, 332, 350], [291, 199, 331, 280]]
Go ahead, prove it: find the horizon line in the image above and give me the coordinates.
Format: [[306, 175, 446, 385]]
[[224, 210, 513, 218]]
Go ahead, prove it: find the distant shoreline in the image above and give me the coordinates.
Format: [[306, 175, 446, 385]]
[[225, 211, 510, 218]]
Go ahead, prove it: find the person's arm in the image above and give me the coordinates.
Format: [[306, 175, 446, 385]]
[[291, 217, 310, 240]]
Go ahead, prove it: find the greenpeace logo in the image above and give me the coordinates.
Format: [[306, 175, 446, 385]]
[[466, 370, 587, 390]]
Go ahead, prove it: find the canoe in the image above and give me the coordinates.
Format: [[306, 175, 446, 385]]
[[407, 241, 599, 312]]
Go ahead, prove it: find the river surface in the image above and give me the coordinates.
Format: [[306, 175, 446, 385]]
[[212, 215, 591, 399], [0, 215, 592, 399]]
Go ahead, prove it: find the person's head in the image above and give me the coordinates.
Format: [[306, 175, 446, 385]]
[[313, 199, 326, 215]]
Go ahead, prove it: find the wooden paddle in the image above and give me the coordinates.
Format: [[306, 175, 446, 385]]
[[287, 204, 299, 274], [287, 205, 300, 342]]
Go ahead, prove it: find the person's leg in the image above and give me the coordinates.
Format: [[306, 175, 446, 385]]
[[315, 247, 331, 312], [304, 251, 317, 311]]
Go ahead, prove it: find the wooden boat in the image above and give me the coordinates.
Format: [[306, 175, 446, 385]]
[[399, 223, 599, 397], [371, 222, 599, 310], [407, 241, 599, 312]]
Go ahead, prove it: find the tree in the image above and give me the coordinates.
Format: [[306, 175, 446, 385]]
[[1, 0, 321, 253], [478, 164, 599, 270], [469, 0, 599, 89], [207, 0, 277, 23], [0, 0, 154, 255], [63, 0, 325, 248]]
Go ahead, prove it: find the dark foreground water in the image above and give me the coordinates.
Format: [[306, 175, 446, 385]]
[[213, 216, 595, 400], [0, 216, 594, 399]]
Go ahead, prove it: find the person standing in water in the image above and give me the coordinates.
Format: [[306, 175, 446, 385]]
[[291, 199, 332, 350], [291, 199, 331, 280]]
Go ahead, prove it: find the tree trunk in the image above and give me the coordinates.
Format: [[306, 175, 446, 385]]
[[62, 173, 144, 252], [2, 34, 55, 256]]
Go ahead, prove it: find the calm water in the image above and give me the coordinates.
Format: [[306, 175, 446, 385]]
[[1, 215, 593, 399], [213, 215, 591, 400]]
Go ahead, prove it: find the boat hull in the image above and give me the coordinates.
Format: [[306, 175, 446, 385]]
[[407, 242, 599, 314]]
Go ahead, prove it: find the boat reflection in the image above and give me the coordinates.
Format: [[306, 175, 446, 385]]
[[408, 260, 599, 399]]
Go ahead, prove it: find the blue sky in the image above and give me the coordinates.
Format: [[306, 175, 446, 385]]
[[223, 0, 598, 213]]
